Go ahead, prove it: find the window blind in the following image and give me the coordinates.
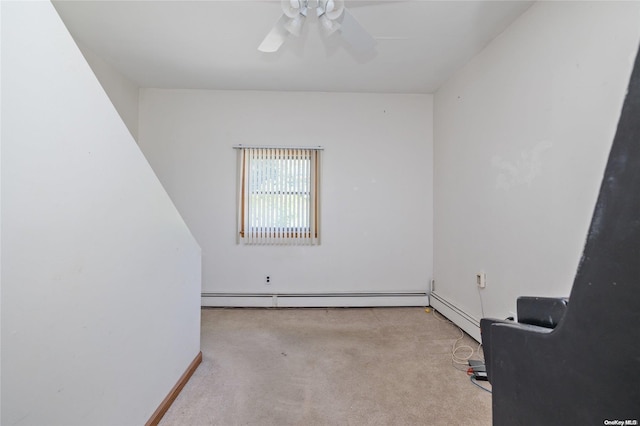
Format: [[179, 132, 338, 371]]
[[236, 147, 321, 245]]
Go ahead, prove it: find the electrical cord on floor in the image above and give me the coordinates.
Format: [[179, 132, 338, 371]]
[[470, 375, 492, 394], [427, 307, 492, 393], [428, 308, 485, 368], [452, 327, 476, 365]]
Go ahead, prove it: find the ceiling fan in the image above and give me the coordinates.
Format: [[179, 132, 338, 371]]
[[258, 0, 377, 54]]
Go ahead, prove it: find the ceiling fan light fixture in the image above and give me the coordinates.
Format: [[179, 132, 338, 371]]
[[298, 3, 309, 17], [325, 0, 335, 13], [261, 0, 373, 54], [282, 0, 307, 18], [324, 0, 344, 20]]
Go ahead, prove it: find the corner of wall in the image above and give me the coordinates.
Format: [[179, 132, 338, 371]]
[[74, 40, 140, 142]]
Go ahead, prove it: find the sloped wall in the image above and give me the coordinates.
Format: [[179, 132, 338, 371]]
[[1, 2, 201, 424], [76, 41, 140, 141]]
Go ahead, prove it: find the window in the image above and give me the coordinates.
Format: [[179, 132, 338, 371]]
[[236, 146, 321, 245]]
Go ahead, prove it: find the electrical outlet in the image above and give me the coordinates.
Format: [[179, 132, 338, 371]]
[[265, 275, 271, 285], [476, 272, 486, 289]]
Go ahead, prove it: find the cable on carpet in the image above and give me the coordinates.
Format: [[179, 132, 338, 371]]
[[425, 306, 492, 393], [427, 307, 484, 366], [470, 375, 492, 393]]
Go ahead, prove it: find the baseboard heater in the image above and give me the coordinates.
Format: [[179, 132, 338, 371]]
[[201, 292, 429, 308], [429, 291, 481, 342]]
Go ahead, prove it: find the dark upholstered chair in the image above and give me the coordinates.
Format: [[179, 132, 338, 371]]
[[481, 45, 640, 426], [480, 296, 568, 383]]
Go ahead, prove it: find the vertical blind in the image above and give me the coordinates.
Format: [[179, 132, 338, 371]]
[[236, 147, 321, 245]]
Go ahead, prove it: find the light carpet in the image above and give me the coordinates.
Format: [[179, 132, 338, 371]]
[[159, 307, 491, 426]]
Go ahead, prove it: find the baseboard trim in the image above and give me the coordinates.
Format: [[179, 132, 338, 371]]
[[201, 292, 429, 307], [430, 292, 481, 342], [145, 351, 203, 426]]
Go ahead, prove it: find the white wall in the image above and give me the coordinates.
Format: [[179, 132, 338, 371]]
[[138, 90, 433, 301], [0, 2, 3, 420], [434, 1, 640, 327], [75, 41, 140, 141], [1, 2, 201, 425]]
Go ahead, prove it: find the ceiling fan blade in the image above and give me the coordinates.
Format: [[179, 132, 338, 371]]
[[338, 9, 377, 54], [282, 0, 302, 18], [258, 14, 289, 53]]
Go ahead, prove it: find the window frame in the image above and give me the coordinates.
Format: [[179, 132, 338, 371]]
[[236, 146, 322, 245]]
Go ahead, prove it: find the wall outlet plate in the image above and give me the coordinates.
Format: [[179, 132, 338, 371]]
[[476, 272, 486, 288]]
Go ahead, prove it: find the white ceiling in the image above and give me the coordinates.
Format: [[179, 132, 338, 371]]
[[53, 0, 534, 94]]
